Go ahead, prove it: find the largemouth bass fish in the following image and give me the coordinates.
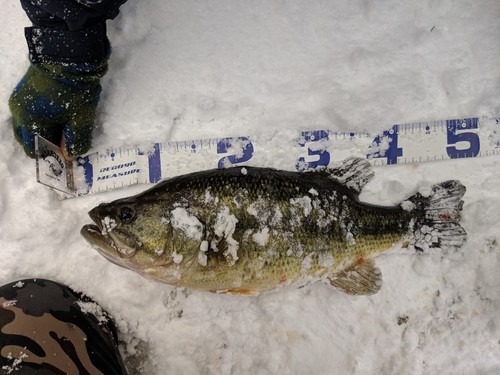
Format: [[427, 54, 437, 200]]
[[81, 158, 466, 296]]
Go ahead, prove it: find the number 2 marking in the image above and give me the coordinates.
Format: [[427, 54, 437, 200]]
[[217, 137, 254, 168]]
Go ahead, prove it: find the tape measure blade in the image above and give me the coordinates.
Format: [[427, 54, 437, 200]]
[[396, 121, 448, 165], [41, 115, 498, 197], [80, 145, 149, 195]]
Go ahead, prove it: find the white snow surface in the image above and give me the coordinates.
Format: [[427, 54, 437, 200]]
[[1, 1, 499, 374]]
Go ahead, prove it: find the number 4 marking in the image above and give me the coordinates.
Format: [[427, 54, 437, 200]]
[[367, 125, 403, 165]]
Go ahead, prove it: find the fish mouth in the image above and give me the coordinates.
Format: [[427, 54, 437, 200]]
[[81, 206, 196, 283], [81, 223, 193, 284], [84, 205, 142, 255], [80, 223, 111, 250], [80, 224, 131, 269]]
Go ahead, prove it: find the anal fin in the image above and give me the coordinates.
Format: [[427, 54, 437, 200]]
[[329, 258, 382, 295]]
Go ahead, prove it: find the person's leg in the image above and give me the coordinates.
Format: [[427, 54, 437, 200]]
[[0, 278, 127, 374]]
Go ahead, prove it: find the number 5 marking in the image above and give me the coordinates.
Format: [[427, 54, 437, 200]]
[[446, 118, 480, 158]]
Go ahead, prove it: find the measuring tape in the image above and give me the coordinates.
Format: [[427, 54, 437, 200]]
[[35, 116, 499, 197]]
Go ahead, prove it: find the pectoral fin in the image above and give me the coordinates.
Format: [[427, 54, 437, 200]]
[[329, 258, 382, 295]]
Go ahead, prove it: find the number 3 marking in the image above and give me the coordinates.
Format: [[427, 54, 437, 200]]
[[296, 130, 330, 171]]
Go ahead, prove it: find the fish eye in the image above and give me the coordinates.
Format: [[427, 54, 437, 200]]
[[118, 206, 136, 224]]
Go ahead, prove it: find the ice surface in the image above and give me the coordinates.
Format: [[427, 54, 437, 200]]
[[0, 1, 499, 374]]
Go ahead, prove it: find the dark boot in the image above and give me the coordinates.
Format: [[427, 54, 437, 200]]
[[0, 278, 127, 374]]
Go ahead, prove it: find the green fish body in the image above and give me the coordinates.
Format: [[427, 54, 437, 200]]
[[81, 158, 466, 295]]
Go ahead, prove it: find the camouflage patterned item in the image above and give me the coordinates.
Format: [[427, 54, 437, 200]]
[[0, 279, 127, 374]]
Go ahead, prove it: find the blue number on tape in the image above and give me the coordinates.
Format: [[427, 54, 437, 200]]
[[217, 137, 254, 168], [367, 125, 403, 164], [296, 130, 330, 171], [446, 118, 480, 158]]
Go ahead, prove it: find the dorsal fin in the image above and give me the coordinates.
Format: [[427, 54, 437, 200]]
[[329, 258, 382, 295], [328, 157, 374, 193]]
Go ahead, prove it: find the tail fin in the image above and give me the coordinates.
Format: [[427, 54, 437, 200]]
[[407, 180, 467, 251]]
